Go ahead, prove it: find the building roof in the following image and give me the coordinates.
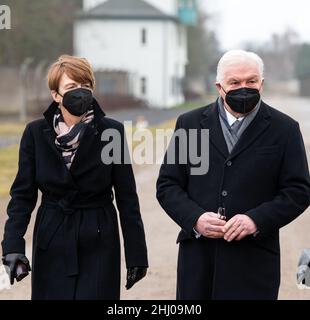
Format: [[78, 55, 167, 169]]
[[77, 0, 178, 22]]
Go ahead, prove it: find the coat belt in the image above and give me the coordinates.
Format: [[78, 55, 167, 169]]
[[38, 192, 114, 277]]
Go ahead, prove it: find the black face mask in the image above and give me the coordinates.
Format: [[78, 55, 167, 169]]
[[222, 87, 261, 114], [58, 88, 93, 116]]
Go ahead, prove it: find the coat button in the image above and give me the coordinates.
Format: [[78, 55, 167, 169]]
[[226, 161, 232, 167], [222, 190, 228, 197]]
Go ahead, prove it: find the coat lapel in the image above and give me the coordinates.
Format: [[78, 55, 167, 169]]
[[69, 100, 106, 172], [69, 123, 99, 172], [42, 101, 68, 169], [42, 123, 76, 186], [199, 100, 272, 161], [200, 102, 229, 159], [228, 102, 271, 160]]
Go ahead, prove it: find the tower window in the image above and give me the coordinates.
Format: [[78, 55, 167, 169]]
[[141, 77, 147, 95], [141, 28, 147, 45]]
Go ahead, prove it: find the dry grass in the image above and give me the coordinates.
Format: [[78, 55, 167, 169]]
[[0, 145, 19, 198], [0, 123, 25, 136]]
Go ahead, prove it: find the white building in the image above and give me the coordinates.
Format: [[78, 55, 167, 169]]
[[74, 0, 188, 108]]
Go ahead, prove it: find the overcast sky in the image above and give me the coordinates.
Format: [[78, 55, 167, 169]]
[[199, 0, 310, 50]]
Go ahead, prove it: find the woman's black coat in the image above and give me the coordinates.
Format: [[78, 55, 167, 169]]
[[2, 99, 148, 300]]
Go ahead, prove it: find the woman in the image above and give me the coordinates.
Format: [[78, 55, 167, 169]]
[[1, 55, 148, 299]]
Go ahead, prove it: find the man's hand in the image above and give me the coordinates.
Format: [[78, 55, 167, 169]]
[[194, 212, 226, 239], [223, 214, 257, 242], [125, 267, 147, 290]]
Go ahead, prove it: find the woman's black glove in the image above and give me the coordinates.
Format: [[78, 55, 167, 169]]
[[125, 267, 147, 290], [2, 253, 31, 285]]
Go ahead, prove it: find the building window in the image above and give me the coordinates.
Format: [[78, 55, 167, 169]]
[[171, 77, 175, 96], [141, 28, 147, 45], [141, 77, 147, 95], [178, 27, 183, 47], [171, 76, 182, 97]]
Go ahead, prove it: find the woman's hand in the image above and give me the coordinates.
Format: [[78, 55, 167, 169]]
[[125, 267, 147, 290], [2, 253, 31, 285]]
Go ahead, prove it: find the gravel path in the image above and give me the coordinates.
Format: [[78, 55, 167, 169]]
[[0, 136, 21, 149]]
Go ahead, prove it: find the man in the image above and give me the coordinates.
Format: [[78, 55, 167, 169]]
[[156, 50, 310, 300]]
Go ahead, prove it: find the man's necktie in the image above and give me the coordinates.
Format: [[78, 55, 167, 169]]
[[229, 119, 242, 136]]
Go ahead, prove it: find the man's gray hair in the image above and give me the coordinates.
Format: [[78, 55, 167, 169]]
[[216, 50, 264, 84]]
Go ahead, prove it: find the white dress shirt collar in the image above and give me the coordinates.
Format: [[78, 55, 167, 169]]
[[223, 106, 245, 126]]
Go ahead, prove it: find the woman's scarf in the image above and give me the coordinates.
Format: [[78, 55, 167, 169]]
[[53, 107, 94, 169]]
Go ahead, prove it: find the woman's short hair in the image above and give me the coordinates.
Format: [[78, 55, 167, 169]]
[[47, 55, 96, 91], [216, 50, 264, 84]]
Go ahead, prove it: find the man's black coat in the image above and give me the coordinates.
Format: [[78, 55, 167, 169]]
[[157, 101, 310, 299], [2, 99, 148, 300]]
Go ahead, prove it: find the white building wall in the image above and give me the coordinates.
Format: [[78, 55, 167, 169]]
[[75, 20, 166, 107], [162, 22, 187, 107], [77, 1, 187, 108]]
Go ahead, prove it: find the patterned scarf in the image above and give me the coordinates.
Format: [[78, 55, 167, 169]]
[[53, 107, 94, 169]]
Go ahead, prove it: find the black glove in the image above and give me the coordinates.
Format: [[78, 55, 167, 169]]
[[125, 267, 147, 290], [2, 253, 31, 285]]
